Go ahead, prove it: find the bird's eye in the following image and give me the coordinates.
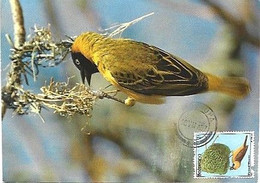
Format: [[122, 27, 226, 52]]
[[75, 59, 80, 65]]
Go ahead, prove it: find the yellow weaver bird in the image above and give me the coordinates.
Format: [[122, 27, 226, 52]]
[[71, 32, 250, 106], [230, 136, 249, 170]]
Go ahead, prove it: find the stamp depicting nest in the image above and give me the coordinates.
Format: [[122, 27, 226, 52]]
[[194, 131, 254, 178]]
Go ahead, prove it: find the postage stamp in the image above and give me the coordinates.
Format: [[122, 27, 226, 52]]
[[177, 102, 217, 147], [194, 131, 254, 178]]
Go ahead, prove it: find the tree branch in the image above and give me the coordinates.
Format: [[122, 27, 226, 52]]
[[202, 0, 260, 47], [2, 0, 26, 119], [10, 0, 26, 47]]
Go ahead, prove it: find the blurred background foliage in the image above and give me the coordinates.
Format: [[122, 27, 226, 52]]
[[1, 0, 259, 182]]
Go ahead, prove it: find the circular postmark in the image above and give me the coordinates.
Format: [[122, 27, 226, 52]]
[[177, 102, 217, 148]]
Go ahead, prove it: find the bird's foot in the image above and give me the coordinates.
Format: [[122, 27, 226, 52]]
[[124, 97, 136, 106]]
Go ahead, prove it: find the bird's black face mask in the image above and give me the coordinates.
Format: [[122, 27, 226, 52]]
[[71, 52, 99, 85]]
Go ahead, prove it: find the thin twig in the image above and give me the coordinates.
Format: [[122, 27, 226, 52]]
[[89, 90, 125, 104], [202, 0, 260, 47], [102, 12, 154, 38]]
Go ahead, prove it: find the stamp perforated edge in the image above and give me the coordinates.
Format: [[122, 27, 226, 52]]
[[193, 131, 255, 179]]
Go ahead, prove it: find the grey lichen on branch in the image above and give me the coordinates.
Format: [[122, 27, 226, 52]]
[[3, 75, 124, 122], [2, 0, 26, 119], [11, 78, 96, 122], [7, 25, 72, 82], [2, 25, 119, 121], [39, 79, 124, 119], [2, 25, 74, 119], [2, 11, 154, 121]]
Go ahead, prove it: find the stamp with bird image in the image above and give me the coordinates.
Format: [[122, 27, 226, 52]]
[[194, 131, 254, 178]]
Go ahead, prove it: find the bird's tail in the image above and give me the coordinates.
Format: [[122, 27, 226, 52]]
[[205, 73, 251, 99], [244, 136, 248, 147]]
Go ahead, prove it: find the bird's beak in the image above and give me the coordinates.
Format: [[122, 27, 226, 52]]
[[230, 164, 235, 170], [80, 68, 92, 85]]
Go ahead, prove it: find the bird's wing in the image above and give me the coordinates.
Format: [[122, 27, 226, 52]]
[[102, 42, 208, 96], [234, 145, 248, 162]]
